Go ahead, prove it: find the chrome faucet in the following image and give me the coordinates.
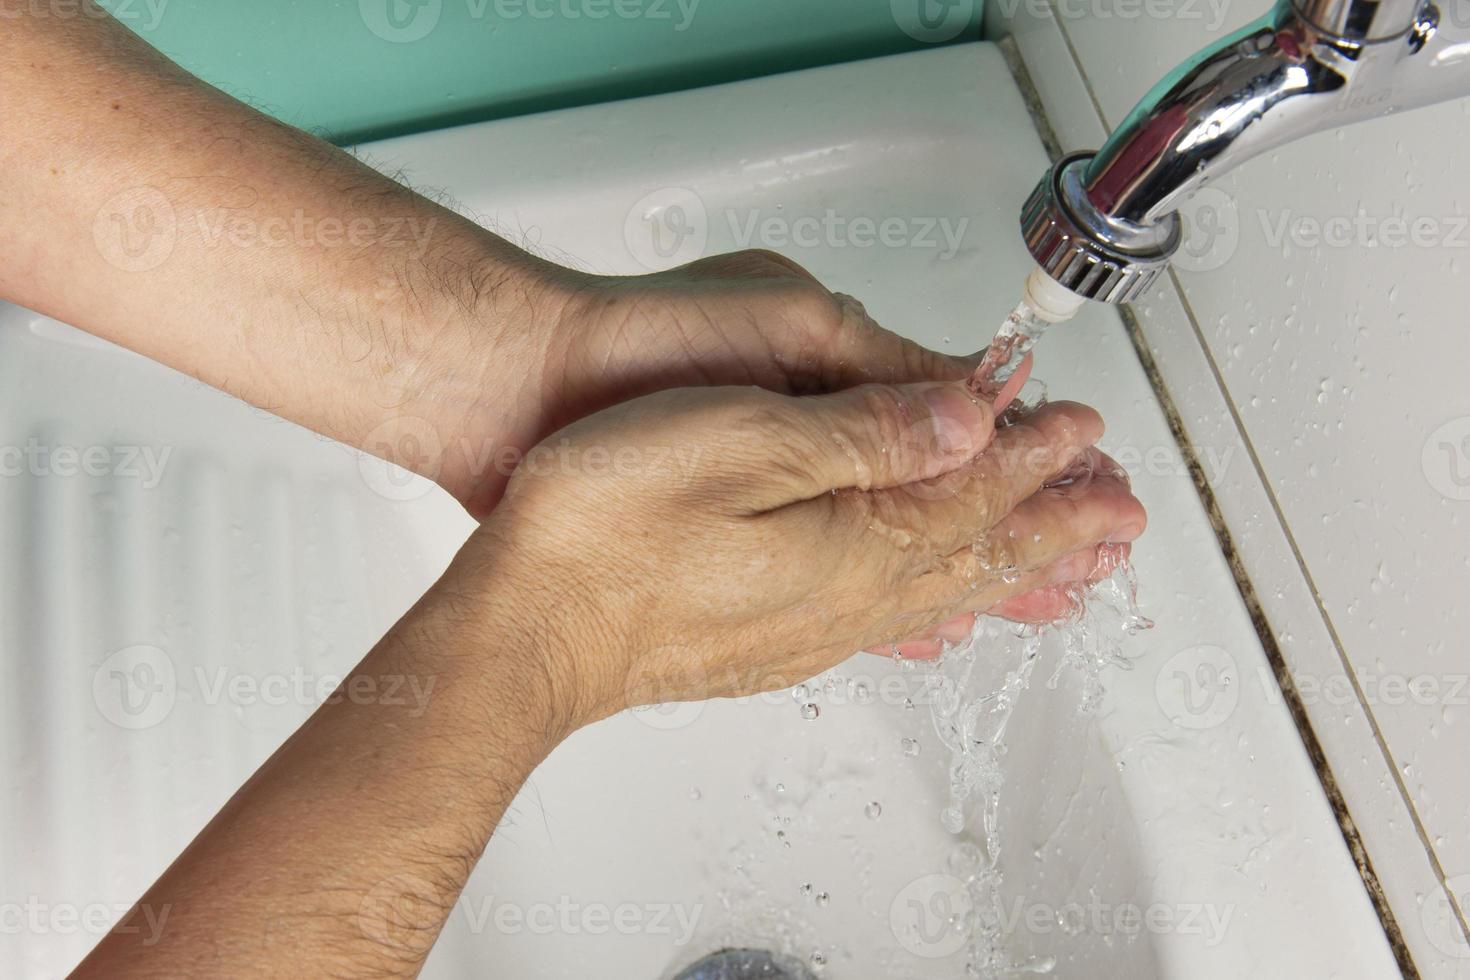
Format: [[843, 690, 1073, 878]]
[[1021, 0, 1470, 303]]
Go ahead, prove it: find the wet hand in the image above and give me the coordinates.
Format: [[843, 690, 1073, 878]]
[[456, 380, 1146, 735], [443, 250, 983, 516]]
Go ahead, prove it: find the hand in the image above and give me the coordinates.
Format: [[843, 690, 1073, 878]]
[[436, 250, 987, 517], [460, 379, 1146, 735]]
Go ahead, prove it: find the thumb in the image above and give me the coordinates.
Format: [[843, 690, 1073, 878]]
[[741, 380, 995, 509]]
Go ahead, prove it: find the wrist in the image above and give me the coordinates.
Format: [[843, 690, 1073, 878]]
[[401, 542, 585, 757], [357, 240, 589, 517], [449, 522, 633, 740]]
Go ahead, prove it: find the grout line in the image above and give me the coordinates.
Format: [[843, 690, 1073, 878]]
[[1042, 5, 1117, 133], [997, 39, 1065, 162], [1001, 8, 1463, 972], [1166, 269, 1470, 962], [1123, 287, 1421, 978]]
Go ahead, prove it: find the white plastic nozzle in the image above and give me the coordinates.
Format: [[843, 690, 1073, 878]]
[[1022, 265, 1087, 324]]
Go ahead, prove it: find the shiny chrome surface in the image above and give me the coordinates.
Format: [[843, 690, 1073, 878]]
[[1020, 152, 1179, 303], [1022, 0, 1470, 301]]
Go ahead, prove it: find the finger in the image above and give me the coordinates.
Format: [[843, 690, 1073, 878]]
[[866, 536, 1133, 659], [884, 466, 1141, 619], [863, 546, 1079, 659], [814, 292, 980, 387], [970, 460, 1146, 576], [741, 380, 995, 507], [893, 612, 976, 660], [989, 543, 1130, 622], [856, 401, 1105, 556], [888, 541, 1124, 653], [678, 255, 981, 388], [991, 354, 1032, 415]]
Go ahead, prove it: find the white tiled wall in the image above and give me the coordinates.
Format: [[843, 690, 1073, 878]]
[[990, 2, 1470, 976]]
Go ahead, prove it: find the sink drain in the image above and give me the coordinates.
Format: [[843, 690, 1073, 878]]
[[672, 948, 815, 980]]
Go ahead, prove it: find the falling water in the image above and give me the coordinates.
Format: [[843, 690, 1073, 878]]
[[911, 308, 1154, 976], [968, 299, 1052, 402], [713, 291, 1151, 978], [911, 550, 1151, 977]]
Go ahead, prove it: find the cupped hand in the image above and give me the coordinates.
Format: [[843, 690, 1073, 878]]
[[440, 250, 984, 518], [454, 379, 1145, 736]]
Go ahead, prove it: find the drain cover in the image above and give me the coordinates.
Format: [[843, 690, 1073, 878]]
[[672, 948, 815, 980]]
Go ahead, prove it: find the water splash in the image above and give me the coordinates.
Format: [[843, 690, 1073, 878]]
[[911, 551, 1151, 977], [916, 569, 1149, 974], [969, 300, 1052, 402], [920, 298, 1153, 975]]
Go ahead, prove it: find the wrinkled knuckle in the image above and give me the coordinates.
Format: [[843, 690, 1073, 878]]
[[971, 529, 1021, 578], [899, 336, 953, 381], [735, 388, 797, 438], [734, 393, 825, 486], [852, 383, 913, 453], [1050, 493, 1092, 542], [781, 281, 847, 347]]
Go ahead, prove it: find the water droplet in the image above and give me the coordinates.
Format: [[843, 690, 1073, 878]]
[[901, 737, 921, 757], [800, 702, 820, 721], [865, 801, 883, 820]]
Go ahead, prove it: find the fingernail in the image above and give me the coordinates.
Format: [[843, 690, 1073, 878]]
[[1047, 550, 1091, 584], [933, 614, 974, 643], [1106, 521, 1145, 543], [923, 385, 983, 457]]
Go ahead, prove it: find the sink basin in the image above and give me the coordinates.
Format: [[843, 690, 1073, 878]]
[[0, 43, 1400, 979]]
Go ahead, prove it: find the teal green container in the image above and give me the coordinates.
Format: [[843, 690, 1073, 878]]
[[103, 0, 983, 144]]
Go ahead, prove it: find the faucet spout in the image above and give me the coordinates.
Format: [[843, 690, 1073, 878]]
[[1021, 0, 1470, 303]]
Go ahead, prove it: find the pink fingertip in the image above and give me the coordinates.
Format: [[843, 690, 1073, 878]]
[[933, 613, 976, 643], [991, 354, 1033, 414], [893, 639, 944, 660]]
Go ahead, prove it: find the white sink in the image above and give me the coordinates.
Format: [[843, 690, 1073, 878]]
[[0, 43, 1400, 979]]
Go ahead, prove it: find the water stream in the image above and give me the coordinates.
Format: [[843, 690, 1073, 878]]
[[709, 294, 1154, 979], [968, 300, 1052, 403], [904, 301, 1153, 976]]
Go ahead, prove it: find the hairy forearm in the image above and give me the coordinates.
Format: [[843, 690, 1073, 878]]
[[0, 6, 570, 505], [72, 549, 568, 979]]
